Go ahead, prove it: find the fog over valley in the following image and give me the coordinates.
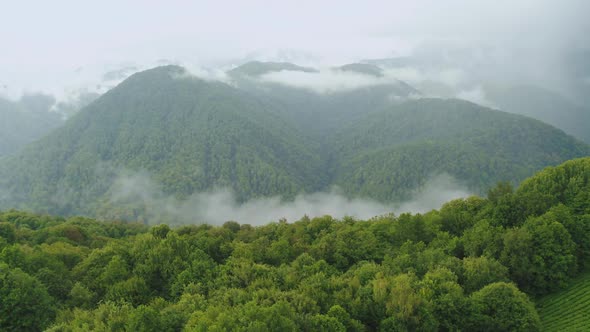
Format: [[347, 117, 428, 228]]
[[1, 0, 589, 223], [2, 1, 590, 331], [106, 170, 472, 225]]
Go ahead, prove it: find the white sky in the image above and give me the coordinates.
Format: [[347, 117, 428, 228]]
[[0, 0, 588, 98]]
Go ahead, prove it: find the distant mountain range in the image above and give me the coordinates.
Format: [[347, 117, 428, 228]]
[[0, 63, 588, 220]]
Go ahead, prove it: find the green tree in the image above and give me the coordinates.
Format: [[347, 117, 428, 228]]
[[501, 216, 577, 294], [0, 265, 56, 331], [468, 282, 540, 331], [462, 256, 509, 294], [0, 222, 16, 244]]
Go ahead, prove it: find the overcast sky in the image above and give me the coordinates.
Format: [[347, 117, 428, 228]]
[[1, 0, 588, 98]]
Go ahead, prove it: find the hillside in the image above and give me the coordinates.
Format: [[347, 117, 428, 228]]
[[228, 61, 421, 137], [328, 98, 590, 201], [0, 66, 323, 217], [0, 65, 588, 221], [1, 157, 589, 331], [0, 95, 63, 157], [537, 272, 590, 331], [483, 84, 590, 144]]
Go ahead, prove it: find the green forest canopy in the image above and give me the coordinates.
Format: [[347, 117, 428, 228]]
[[0, 65, 588, 221], [0, 157, 589, 331]]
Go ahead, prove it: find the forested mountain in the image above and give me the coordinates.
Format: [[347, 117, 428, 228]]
[[0, 64, 588, 220], [0, 66, 324, 217], [0, 95, 63, 157], [363, 50, 590, 145], [1, 157, 589, 331], [483, 84, 590, 143], [328, 98, 590, 201], [229, 61, 420, 137]]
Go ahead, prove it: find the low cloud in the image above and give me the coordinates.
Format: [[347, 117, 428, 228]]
[[257, 69, 407, 94], [395, 173, 473, 213], [382, 66, 501, 108], [384, 67, 468, 89], [455, 86, 498, 109], [107, 171, 472, 225], [0, 187, 11, 206], [170, 63, 231, 83]]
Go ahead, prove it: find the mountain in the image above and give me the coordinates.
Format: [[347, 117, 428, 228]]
[[228, 61, 421, 137], [0, 66, 323, 216], [0, 94, 63, 157], [483, 84, 590, 144], [0, 65, 588, 220], [328, 98, 590, 201], [363, 52, 590, 144]]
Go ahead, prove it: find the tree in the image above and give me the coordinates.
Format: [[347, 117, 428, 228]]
[[151, 224, 170, 239], [0, 222, 16, 244], [524, 215, 577, 292], [373, 273, 438, 331], [420, 267, 468, 331], [462, 256, 509, 294], [543, 204, 590, 269], [487, 181, 513, 204], [439, 197, 487, 236], [468, 282, 540, 331], [327, 305, 364, 332], [0, 265, 55, 331], [461, 219, 504, 258]]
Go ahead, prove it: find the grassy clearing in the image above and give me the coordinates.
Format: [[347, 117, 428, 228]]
[[537, 272, 590, 331]]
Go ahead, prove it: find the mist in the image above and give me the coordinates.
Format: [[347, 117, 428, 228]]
[[107, 171, 471, 225], [257, 68, 408, 94], [2, 1, 588, 106]]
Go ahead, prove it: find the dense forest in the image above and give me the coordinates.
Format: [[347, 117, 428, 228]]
[[3, 1, 589, 330], [0, 64, 588, 221], [0, 157, 589, 331]]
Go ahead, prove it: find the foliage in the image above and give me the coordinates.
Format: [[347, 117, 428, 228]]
[[0, 66, 588, 219], [0, 146, 588, 331]]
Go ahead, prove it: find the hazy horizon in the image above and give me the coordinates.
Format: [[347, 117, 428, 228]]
[[1, 0, 589, 102]]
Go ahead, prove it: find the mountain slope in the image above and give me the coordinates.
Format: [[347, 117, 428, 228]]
[[1, 66, 588, 220], [328, 99, 590, 201], [0, 95, 63, 157], [483, 84, 590, 144], [0, 66, 323, 216], [228, 61, 421, 137]]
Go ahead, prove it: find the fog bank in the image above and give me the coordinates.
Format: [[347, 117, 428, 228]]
[[108, 171, 472, 225]]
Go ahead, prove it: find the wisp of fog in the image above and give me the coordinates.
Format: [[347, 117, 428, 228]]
[[109, 171, 471, 225]]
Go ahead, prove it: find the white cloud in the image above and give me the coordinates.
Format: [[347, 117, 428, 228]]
[[257, 68, 405, 94], [384, 67, 467, 88], [456, 86, 498, 109], [107, 171, 471, 225]]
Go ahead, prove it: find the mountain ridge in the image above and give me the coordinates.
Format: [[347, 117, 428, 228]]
[[0, 65, 588, 219]]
